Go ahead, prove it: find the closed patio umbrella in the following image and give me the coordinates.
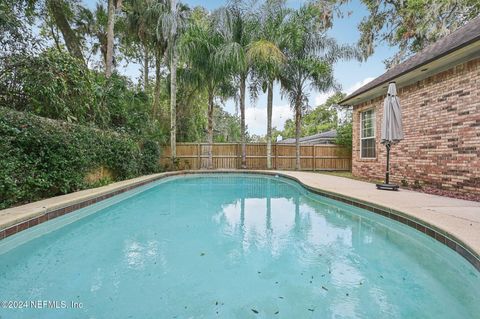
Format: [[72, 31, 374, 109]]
[[376, 82, 404, 191]]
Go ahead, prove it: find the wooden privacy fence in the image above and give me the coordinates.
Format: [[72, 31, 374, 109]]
[[160, 143, 351, 171]]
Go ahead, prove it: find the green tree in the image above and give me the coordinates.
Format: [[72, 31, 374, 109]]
[[46, 0, 85, 63], [75, 3, 109, 68], [180, 8, 235, 168], [213, 106, 242, 142], [248, 0, 289, 168], [0, 0, 38, 57], [122, 0, 157, 89], [302, 92, 344, 136], [159, 0, 189, 162], [280, 3, 358, 169], [215, 2, 258, 168], [357, 0, 480, 67], [105, 0, 122, 77]]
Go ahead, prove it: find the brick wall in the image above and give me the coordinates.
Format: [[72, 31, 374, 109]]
[[352, 58, 480, 194]]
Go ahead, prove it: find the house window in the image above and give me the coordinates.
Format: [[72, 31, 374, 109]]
[[360, 109, 376, 158]]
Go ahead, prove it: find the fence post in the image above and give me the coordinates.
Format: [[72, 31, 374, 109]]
[[274, 144, 278, 170], [197, 143, 201, 169], [313, 145, 316, 171], [235, 143, 242, 169]]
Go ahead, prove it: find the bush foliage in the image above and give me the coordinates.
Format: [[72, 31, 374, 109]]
[[0, 108, 161, 209], [0, 50, 166, 140]]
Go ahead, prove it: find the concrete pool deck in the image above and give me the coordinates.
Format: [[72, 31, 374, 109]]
[[0, 170, 479, 269]]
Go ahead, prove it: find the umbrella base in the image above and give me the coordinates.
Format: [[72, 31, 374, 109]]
[[376, 183, 399, 191]]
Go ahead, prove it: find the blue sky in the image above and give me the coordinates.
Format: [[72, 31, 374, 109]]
[[85, 0, 396, 135]]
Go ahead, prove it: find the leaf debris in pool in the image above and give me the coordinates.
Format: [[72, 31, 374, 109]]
[[308, 308, 314, 312], [251, 308, 259, 314], [274, 311, 279, 315], [322, 286, 328, 291], [200, 252, 205, 256]]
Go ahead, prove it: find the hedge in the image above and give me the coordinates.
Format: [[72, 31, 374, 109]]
[[0, 108, 161, 209]]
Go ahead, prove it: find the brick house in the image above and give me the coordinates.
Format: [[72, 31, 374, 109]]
[[340, 17, 480, 195]]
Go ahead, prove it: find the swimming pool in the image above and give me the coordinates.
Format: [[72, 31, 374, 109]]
[[0, 174, 479, 318]]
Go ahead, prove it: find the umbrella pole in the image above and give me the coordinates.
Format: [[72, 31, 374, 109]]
[[385, 143, 390, 184], [376, 142, 398, 190]]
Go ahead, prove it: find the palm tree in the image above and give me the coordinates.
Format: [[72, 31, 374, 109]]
[[181, 8, 234, 169], [141, 0, 168, 118], [105, 0, 116, 77], [248, 0, 289, 169], [120, 0, 167, 117], [123, 0, 156, 89], [105, 0, 126, 77], [75, 3, 108, 68], [46, 0, 85, 63], [280, 3, 358, 170], [215, 2, 257, 169], [159, 0, 189, 163]]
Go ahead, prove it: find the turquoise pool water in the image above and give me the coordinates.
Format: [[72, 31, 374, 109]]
[[0, 174, 479, 318]]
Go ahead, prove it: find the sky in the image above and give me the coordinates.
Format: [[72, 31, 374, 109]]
[[84, 0, 396, 136]]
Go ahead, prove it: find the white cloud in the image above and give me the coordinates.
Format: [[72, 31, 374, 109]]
[[314, 90, 335, 106], [239, 76, 377, 136], [245, 104, 292, 136], [345, 77, 376, 95], [312, 76, 376, 107]]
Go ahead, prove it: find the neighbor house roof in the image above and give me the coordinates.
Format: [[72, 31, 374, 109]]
[[278, 130, 337, 144], [340, 15, 480, 105]]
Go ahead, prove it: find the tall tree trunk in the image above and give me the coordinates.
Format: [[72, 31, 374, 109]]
[[50, 24, 62, 53], [207, 91, 214, 169], [169, 0, 177, 164], [105, 0, 115, 77], [152, 53, 161, 117], [240, 74, 247, 169], [170, 48, 177, 164], [47, 0, 85, 63], [143, 44, 149, 89], [266, 81, 273, 169], [98, 33, 107, 68], [295, 99, 302, 170]]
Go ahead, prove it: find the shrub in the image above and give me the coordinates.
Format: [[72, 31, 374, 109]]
[[1, 49, 106, 125], [0, 50, 166, 140], [140, 140, 161, 174], [0, 108, 162, 209], [335, 121, 352, 151]]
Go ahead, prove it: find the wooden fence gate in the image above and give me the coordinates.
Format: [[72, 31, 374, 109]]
[[160, 143, 351, 171]]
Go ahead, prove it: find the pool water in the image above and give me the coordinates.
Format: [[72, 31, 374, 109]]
[[0, 174, 479, 318]]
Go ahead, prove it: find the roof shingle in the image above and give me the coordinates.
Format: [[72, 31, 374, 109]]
[[278, 130, 337, 144]]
